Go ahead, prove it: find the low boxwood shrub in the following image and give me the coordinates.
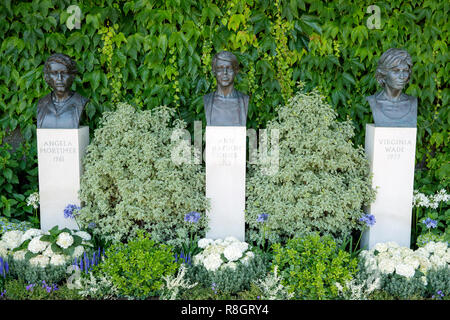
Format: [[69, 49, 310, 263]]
[[272, 233, 358, 300], [96, 231, 179, 299]]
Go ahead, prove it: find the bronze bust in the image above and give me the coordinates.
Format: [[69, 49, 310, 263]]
[[204, 51, 249, 126], [366, 48, 417, 127], [37, 53, 88, 129]]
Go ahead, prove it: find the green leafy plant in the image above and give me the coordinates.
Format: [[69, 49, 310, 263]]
[[96, 231, 179, 299], [1, 278, 81, 300], [272, 233, 358, 300], [0, 0, 447, 232], [185, 252, 267, 296], [78, 103, 209, 246], [246, 88, 376, 245]]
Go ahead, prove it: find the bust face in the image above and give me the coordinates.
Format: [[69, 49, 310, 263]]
[[214, 59, 236, 89], [384, 61, 410, 91], [46, 62, 73, 94]]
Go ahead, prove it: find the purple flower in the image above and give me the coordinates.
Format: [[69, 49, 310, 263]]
[[257, 213, 269, 223], [359, 214, 376, 227], [64, 204, 81, 219], [88, 222, 96, 229], [26, 284, 35, 291], [211, 282, 218, 294], [184, 211, 201, 223], [422, 218, 438, 229]]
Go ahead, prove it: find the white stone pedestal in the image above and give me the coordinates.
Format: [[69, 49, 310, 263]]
[[37, 126, 89, 231], [362, 124, 417, 249], [205, 126, 246, 241]]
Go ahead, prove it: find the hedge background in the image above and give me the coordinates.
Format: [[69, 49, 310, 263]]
[[0, 0, 448, 222]]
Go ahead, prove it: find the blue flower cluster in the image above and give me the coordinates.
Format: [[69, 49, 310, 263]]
[[26, 281, 58, 293], [257, 213, 269, 223], [0, 257, 9, 278], [174, 251, 192, 265], [184, 211, 201, 223], [0, 217, 34, 234], [422, 217, 438, 229], [64, 204, 81, 219], [359, 213, 376, 227], [73, 248, 106, 274]]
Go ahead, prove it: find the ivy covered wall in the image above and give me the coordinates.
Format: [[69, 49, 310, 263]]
[[0, 0, 448, 220]]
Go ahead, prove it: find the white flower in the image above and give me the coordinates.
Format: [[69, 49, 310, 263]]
[[193, 253, 204, 266], [402, 255, 420, 270], [50, 254, 67, 266], [223, 243, 244, 262], [26, 192, 39, 209], [20, 228, 44, 243], [224, 236, 239, 243], [223, 261, 237, 270], [241, 256, 251, 265], [2, 230, 24, 249], [374, 242, 388, 253], [415, 247, 429, 259], [28, 236, 49, 254], [12, 249, 27, 261], [424, 241, 438, 253], [0, 241, 8, 257], [198, 238, 213, 249], [43, 245, 55, 257], [29, 254, 49, 268], [417, 256, 432, 273], [213, 239, 224, 245], [74, 231, 91, 241], [204, 244, 226, 256], [395, 263, 415, 278], [430, 255, 446, 268], [245, 251, 255, 259], [433, 242, 448, 257], [236, 241, 249, 252], [378, 258, 395, 274], [72, 245, 85, 258], [444, 250, 450, 264], [203, 253, 222, 271], [420, 276, 428, 286], [56, 232, 74, 249]]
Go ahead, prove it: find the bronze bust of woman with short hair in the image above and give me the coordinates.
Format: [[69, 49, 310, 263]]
[[37, 53, 88, 129], [366, 48, 417, 127], [203, 51, 249, 126]]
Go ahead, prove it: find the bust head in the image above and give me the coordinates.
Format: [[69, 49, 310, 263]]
[[44, 53, 78, 95], [375, 48, 413, 92], [212, 51, 240, 90]]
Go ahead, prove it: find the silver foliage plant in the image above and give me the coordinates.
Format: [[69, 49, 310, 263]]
[[246, 88, 376, 244], [78, 103, 209, 245]]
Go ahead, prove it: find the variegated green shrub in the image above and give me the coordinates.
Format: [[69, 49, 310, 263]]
[[77, 102, 209, 245], [246, 88, 376, 244]]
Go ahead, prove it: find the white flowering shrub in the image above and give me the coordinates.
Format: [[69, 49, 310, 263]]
[[78, 103, 208, 246], [357, 241, 450, 299], [246, 89, 376, 245], [185, 237, 267, 294], [252, 266, 294, 300], [412, 189, 449, 246], [0, 227, 94, 284], [193, 237, 254, 271]]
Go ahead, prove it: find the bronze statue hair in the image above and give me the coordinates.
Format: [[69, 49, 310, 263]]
[[375, 48, 413, 87]]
